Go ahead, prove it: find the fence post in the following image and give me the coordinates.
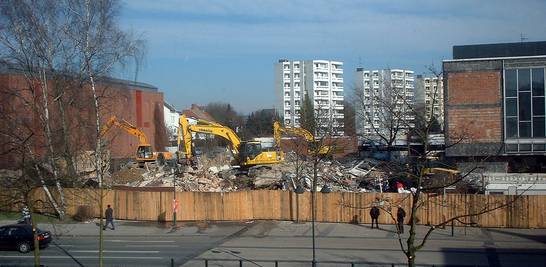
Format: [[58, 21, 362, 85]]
[[205, 259, 208, 267], [451, 220, 454, 237], [171, 258, 174, 267], [275, 261, 278, 267], [239, 259, 243, 267]]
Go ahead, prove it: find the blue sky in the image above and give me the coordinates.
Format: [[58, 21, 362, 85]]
[[117, 0, 546, 114]]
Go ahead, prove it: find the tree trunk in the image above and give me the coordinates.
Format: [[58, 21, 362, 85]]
[[56, 86, 77, 178], [39, 70, 66, 219], [27, 147, 63, 217]]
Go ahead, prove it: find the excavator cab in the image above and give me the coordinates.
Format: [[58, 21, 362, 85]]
[[239, 141, 263, 161], [239, 141, 283, 168], [136, 145, 154, 160]]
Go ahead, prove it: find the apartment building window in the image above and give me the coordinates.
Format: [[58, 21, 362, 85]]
[[284, 65, 290, 70], [285, 111, 291, 116], [294, 92, 300, 98], [284, 83, 290, 88], [295, 100, 301, 106], [295, 82, 300, 87], [294, 64, 300, 69], [294, 73, 300, 79], [504, 67, 546, 152], [284, 74, 290, 79], [285, 101, 290, 106]]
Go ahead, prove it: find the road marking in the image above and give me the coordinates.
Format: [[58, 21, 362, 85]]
[[0, 255, 162, 260], [126, 245, 178, 248], [106, 240, 175, 243], [69, 250, 160, 253]]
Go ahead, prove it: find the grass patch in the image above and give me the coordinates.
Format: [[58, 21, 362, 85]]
[[0, 211, 78, 225]]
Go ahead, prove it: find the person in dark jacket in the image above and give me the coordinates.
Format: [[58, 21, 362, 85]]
[[370, 206, 380, 229], [104, 204, 115, 230], [397, 206, 406, 234]]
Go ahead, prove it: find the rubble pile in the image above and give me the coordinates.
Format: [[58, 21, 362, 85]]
[[107, 151, 391, 193]]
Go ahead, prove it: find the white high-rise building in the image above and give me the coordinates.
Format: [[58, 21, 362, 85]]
[[355, 68, 415, 145], [275, 59, 344, 135], [415, 75, 444, 130]]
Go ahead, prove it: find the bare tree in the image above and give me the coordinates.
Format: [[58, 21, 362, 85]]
[[348, 65, 519, 267], [0, 1, 73, 218], [354, 70, 413, 156], [64, 1, 144, 265]]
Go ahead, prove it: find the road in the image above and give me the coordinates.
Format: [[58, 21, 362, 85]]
[[1, 220, 545, 267], [0, 221, 247, 267]]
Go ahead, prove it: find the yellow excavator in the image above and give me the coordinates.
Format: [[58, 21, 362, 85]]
[[273, 121, 333, 156], [101, 116, 172, 167], [178, 115, 284, 168]]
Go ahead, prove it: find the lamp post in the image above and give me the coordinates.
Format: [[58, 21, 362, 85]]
[[310, 183, 331, 267], [295, 185, 304, 223], [172, 168, 178, 229]]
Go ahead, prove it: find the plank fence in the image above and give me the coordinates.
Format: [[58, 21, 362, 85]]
[[20, 189, 546, 228]]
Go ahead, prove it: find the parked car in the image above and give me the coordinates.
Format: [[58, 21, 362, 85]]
[[0, 224, 51, 253]]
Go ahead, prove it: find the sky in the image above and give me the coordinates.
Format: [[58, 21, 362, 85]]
[[117, 0, 546, 114]]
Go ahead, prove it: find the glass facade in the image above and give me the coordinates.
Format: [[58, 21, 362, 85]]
[[504, 67, 546, 153]]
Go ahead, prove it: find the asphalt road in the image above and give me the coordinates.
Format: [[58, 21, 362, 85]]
[[1, 220, 545, 267], [0, 235, 233, 267], [0, 221, 247, 267]]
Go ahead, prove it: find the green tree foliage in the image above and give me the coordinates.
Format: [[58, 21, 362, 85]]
[[244, 109, 279, 138]]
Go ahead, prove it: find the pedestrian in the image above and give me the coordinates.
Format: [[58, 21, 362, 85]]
[[21, 206, 31, 224], [397, 206, 406, 234], [104, 204, 115, 230], [370, 206, 380, 229]]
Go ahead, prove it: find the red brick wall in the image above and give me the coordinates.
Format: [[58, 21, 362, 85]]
[[0, 73, 168, 169], [446, 71, 502, 143], [448, 72, 501, 105]]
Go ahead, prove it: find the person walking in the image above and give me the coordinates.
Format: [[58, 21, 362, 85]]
[[21, 206, 31, 224], [397, 206, 406, 234], [370, 206, 380, 229], [104, 204, 115, 230]]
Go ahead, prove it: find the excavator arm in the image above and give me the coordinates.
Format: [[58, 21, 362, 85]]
[[273, 121, 314, 145], [178, 114, 241, 161], [101, 116, 149, 145], [273, 121, 333, 156]]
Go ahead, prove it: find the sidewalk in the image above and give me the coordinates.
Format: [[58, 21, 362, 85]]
[[0, 219, 249, 238], [2, 219, 545, 241]]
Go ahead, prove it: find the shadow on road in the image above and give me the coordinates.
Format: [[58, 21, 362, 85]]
[[487, 228, 546, 244], [53, 242, 84, 267]]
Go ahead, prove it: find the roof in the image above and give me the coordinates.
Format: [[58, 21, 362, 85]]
[[164, 101, 178, 113], [0, 61, 159, 92], [182, 104, 215, 122], [453, 41, 546, 60]]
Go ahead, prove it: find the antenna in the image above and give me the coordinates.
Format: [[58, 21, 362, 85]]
[[520, 33, 528, 42]]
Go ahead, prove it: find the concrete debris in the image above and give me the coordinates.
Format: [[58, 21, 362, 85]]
[[101, 150, 395, 193]]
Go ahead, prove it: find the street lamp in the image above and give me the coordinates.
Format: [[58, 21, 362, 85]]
[[311, 183, 331, 267], [172, 168, 178, 230], [295, 185, 304, 223], [320, 184, 331, 193]]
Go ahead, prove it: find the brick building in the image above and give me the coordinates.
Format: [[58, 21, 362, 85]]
[[0, 65, 168, 169], [443, 41, 546, 173]]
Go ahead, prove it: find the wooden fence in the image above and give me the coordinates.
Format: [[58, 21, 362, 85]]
[[24, 189, 546, 228]]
